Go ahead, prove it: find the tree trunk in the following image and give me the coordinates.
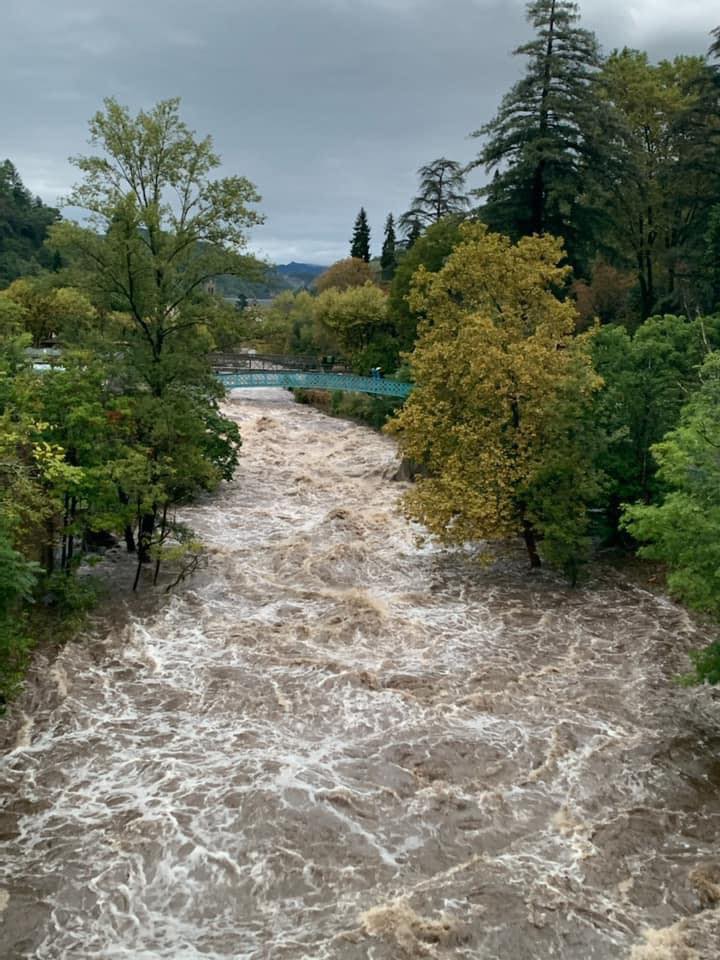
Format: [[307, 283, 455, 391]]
[[138, 511, 156, 565], [118, 489, 136, 553], [522, 519, 542, 569]]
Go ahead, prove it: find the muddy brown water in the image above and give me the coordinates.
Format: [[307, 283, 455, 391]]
[[1, 389, 719, 960]]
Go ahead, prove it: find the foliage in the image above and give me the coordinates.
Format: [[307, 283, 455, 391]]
[[315, 257, 374, 293], [623, 353, 720, 618], [314, 283, 397, 373], [0, 160, 60, 287], [594, 51, 720, 319], [592, 315, 720, 540], [251, 290, 318, 353], [350, 207, 371, 262], [399, 158, 469, 237], [572, 261, 635, 329], [472, 0, 603, 267], [388, 223, 602, 579], [0, 277, 97, 345], [294, 388, 402, 431], [388, 217, 463, 352]]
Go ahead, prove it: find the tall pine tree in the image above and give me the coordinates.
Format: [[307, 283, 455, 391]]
[[350, 207, 371, 262], [380, 213, 397, 280], [472, 0, 602, 264]]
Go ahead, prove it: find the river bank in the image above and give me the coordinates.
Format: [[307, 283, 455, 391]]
[[1, 388, 719, 959]]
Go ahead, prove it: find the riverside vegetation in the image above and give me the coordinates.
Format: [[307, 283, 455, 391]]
[[2, 1, 720, 701]]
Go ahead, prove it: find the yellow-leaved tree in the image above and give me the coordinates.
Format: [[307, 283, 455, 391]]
[[387, 223, 603, 580]]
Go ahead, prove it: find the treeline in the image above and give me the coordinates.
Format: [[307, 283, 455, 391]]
[[0, 160, 60, 286], [0, 98, 262, 702]]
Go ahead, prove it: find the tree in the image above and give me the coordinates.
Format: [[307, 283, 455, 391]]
[[571, 261, 635, 329], [711, 26, 720, 60], [314, 283, 397, 373], [623, 353, 720, 625], [592, 315, 720, 540], [403, 219, 423, 250], [472, 0, 602, 264], [50, 97, 263, 391], [387, 216, 463, 352], [350, 207, 371, 262], [1, 277, 97, 345], [387, 224, 602, 579], [252, 290, 317, 354], [380, 213, 397, 281], [594, 51, 720, 319], [315, 257, 373, 293], [50, 98, 259, 574], [399, 159, 468, 237]]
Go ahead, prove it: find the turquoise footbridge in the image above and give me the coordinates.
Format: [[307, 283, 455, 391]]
[[216, 370, 413, 398]]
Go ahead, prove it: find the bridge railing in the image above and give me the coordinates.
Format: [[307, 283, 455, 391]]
[[210, 352, 350, 373]]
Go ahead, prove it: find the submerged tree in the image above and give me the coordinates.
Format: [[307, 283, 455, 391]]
[[399, 158, 469, 236], [387, 224, 602, 579], [472, 0, 602, 262], [350, 207, 371, 262]]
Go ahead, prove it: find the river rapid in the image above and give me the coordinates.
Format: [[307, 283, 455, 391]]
[[1, 389, 720, 960]]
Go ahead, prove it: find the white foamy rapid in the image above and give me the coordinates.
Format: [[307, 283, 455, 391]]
[[1, 389, 719, 959]]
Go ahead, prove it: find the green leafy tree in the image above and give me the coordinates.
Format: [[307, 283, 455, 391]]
[[388, 216, 463, 352], [252, 290, 318, 354], [380, 213, 397, 281], [388, 224, 602, 579], [399, 159, 469, 236], [1, 277, 97, 345], [49, 98, 258, 574], [314, 283, 397, 373], [623, 354, 720, 630], [472, 0, 602, 264], [595, 51, 720, 319], [50, 97, 263, 392], [350, 207, 371, 262], [592, 315, 720, 539]]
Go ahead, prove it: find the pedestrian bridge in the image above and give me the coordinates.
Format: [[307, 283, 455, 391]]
[[217, 370, 413, 398], [212, 354, 413, 398]]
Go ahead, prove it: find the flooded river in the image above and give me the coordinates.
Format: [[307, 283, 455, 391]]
[[1, 389, 720, 959]]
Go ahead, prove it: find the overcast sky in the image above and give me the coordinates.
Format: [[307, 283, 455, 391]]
[[2, 0, 715, 264]]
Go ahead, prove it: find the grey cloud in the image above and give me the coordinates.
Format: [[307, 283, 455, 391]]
[[1, 0, 715, 263]]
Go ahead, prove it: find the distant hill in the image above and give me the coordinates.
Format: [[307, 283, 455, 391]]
[[276, 262, 327, 282], [215, 261, 328, 302]]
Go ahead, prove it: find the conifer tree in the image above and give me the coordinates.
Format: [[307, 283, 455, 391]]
[[472, 0, 602, 262], [399, 158, 468, 235], [380, 213, 397, 280], [350, 207, 371, 262], [403, 219, 423, 250]]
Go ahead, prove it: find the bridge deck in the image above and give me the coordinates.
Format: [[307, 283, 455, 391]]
[[217, 370, 413, 398]]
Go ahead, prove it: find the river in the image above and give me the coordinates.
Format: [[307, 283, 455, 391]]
[[1, 389, 719, 959]]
